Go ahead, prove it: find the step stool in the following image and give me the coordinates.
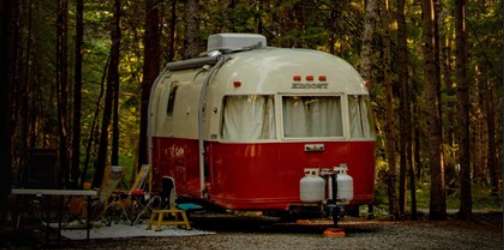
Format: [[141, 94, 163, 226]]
[[147, 209, 191, 231]]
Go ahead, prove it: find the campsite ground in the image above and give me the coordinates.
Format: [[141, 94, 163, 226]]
[[58, 212, 502, 250]]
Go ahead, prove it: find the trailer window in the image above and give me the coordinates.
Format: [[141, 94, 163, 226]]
[[348, 95, 374, 138], [166, 85, 178, 117], [282, 96, 343, 138], [221, 95, 276, 140]]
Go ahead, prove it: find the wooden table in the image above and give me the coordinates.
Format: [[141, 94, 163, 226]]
[[11, 188, 97, 242]]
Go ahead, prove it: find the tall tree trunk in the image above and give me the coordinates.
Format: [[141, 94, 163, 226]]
[[414, 110, 422, 179], [56, 0, 69, 187], [94, 0, 121, 187], [362, 0, 399, 217], [82, 56, 109, 186], [328, 1, 340, 55], [0, 0, 13, 217], [423, 0, 446, 220], [139, 0, 161, 170], [396, 0, 416, 219], [71, 0, 84, 187], [226, 0, 236, 32], [486, 80, 498, 195], [167, 0, 176, 62], [21, 1, 33, 171], [9, 1, 22, 175], [184, 0, 199, 59], [111, 0, 122, 167], [381, 0, 399, 219], [256, 0, 263, 34], [455, 0, 472, 219], [360, 0, 377, 88]]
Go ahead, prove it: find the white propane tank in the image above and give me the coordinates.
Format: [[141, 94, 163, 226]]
[[335, 164, 353, 202], [300, 169, 325, 202]]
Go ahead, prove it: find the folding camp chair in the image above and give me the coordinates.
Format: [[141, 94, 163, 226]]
[[97, 166, 130, 224], [128, 165, 161, 225]]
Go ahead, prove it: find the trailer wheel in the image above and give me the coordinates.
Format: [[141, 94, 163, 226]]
[[331, 206, 341, 226]]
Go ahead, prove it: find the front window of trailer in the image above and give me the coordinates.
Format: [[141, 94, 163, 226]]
[[348, 95, 375, 138], [282, 96, 343, 138], [221, 95, 276, 140]]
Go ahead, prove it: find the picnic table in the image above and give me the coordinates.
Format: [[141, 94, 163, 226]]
[[11, 188, 97, 242]]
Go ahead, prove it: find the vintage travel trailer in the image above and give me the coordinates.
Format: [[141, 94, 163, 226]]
[[148, 33, 375, 222]]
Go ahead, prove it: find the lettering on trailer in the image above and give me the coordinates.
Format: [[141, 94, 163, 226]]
[[291, 83, 328, 89]]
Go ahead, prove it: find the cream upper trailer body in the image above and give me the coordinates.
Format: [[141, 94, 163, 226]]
[[149, 48, 369, 142]]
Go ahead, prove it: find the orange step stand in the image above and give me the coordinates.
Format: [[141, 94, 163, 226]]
[[323, 227, 346, 238], [147, 209, 192, 231]]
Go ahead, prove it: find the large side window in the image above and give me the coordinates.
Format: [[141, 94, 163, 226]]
[[221, 95, 276, 140], [348, 95, 374, 138], [282, 96, 343, 138], [166, 84, 178, 117]]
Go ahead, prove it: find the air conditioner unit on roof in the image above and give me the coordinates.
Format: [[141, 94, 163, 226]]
[[207, 33, 267, 52]]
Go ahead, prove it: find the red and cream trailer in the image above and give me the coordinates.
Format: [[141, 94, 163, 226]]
[[148, 34, 375, 222]]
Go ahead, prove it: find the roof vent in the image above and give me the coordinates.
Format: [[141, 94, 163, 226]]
[[207, 33, 267, 52]]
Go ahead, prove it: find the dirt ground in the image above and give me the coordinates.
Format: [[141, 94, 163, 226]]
[[1, 213, 502, 249], [50, 213, 502, 250]]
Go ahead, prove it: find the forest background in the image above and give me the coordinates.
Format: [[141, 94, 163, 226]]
[[0, 0, 502, 220]]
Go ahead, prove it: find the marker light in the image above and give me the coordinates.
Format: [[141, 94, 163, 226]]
[[363, 80, 370, 88], [306, 75, 314, 81], [293, 75, 302, 81], [233, 80, 242, 88], [319, 75, 327, 81]]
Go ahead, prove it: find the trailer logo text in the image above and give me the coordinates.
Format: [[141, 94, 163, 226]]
[[291, 83, 328, 89]]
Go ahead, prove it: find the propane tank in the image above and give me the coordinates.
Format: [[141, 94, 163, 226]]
[[335, 164, 353, 202], [300, 169, 325, 202]]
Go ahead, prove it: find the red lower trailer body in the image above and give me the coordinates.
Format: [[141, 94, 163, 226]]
[[151, 137, 375, 211]]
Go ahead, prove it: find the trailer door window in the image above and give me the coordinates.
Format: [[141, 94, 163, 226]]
[[221, 95, 276, 140], [282, 96, 343, 138], [348, 95, 374, 138]]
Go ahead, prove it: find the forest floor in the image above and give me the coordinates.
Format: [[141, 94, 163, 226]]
[[14, 212, 497, 250]]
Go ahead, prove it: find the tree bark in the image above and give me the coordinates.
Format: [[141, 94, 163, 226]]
[[167, 0, 176, 62], [381, 0, 399, 219], [485, 80, 498, 195], [139, 0, 161, 170], [360, 0, 378, 88], [256, 0, 263, 34], [183, 0, 199, 59], [396, 0, 416, 219], [455, 0, 472, 219], [414, 112, 422, 180], [56, 0, 69, 187], [71, 0, 84, 187], [226, 0, 236, 32], [94, 0, 121, 187], [328, 1, 340, 55], [0, 0, 13, 217], [111, 0, 122, 167], [82, 56, 109, 186], [422, 0, 446, 220]]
